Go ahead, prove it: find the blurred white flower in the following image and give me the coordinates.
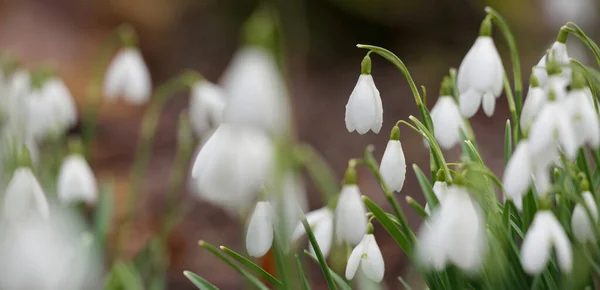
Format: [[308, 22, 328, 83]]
[[0, 206, 102, 289], [268, 173, 308, 242], [430, 96, 465, 149], [292, 207, 334, 257], [189, 80, 227, 136], [3, 167, 49, 221], [345, 74, 383, 134], [503, 140, 532, 210], [565, 88, 600, 149], [424, 181, 449, 214], [380, 132, 406, 192], [103, 48, 152, 104], [334, 184, 367, 245], [345, 233, 384, 282], [57, 154, 98, 205], [520, 86, 546, 133], [191, 123, 274, 210], [27, 78, 77, 141], [457, 34, 504, 118], [2, 70, 31, 139], [521, 210, 572, 275], [528, 101, 577, 161], [220, 46, 289, 133], [571, 191, 598, 243], [245, 201, 274, 258], [418, 186, 486, 272], [534, 42, 571, 88]]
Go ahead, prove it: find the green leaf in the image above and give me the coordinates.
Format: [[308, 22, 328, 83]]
[[295, 255, 311, 290], [413, 164, 439, 210], [303, 251, 352, 290], [363, 196, 412, 254], [406, 196, 428, 219], [199, 241, 270, 290], [94, 180, 114, 247], [504, 119, 512, 164], [300, 216, 337, 290], [112, 261, 145, 290], [184, 271, 220, 290], [220, 246, 282, 287]]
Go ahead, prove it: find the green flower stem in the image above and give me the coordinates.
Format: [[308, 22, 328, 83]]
[[82, 24, 136, 159], [502, 74, 521, 142], [565, 23, 600, 66], [407, 116, 452, 182], [363, 145, 415, 243], [485, 7, 523, 115], [116, 71, 198, 259], [356, 44, 434, 132]]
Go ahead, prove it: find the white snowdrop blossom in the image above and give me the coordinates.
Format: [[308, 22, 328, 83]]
[[220, 46, 289, 133], [189, 80, 227, 136], [245, 201, 274, 258], [292, 207, 334, 257], [565, 88, 600, 148], [528, 100, 577, 161], [268, 173, 308, 241], [335, 184, 368, 245], [503, 140, 532, 210], [57, 154, 98, 205], [379, 128, 406, 192], [520, 86, 546, 132], [534, 41, 571, 87], [3, 167, 49, 220], [424, 181, 449, 214], [345, 73, 383, 134], [2, 70, 32, 138], [571, 191, 598, 243], [418, 186, 486, 272], [430, 96, 465, 149], [103, 48, 152, 104], [191, 123, 274, 211], [457, 21, 504, 118], [27, 78, 77, 141], [345, 233, 385, 282], [521, 211, 572, 275]]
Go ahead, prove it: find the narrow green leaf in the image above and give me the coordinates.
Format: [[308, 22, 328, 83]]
[[504, 119, 512, 164], [199, 241, 270, 290], [300, 217, 337, 290], [406, 196, 428, 218], [413, 164, 439, 210], [184, 271, 220, 290], [295, 255, 311, 290], [113, 261, 145, 290], [220, 246, 282, 287], [304, 251, 352, 290], [94, 180, 114, 247], [363, 196, 412, 254]]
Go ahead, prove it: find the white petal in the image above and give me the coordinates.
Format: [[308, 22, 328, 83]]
[[103, 50, 128, 100], [457, 37, 504, 97], [334, 185, 367, 244], [554, 107, 577, 160], [520, 87, 546, 132], [57, 154, 98, 205], [345, 75, 382, 134], [572, 191, 598, 243], [361, 234, 385, 282], [122, 49, 152, 104], [482, 91, 496, 116], [521, 215, 552, 275], [345, 238, 364, 280], [291, 207, 331, 241], [379, 140, 406, 192], [459, 89, 482, 118], [246, 202, 274, 257], [548, 214, 573, 273], [534, 55, 549, 88], [3, 168, 49, 220], [431, 96, 464, 149], [528, 104, 558, 158], [310, 213, 334, 257], [502, 140, 531, 209], [189, 80, 227, 136]]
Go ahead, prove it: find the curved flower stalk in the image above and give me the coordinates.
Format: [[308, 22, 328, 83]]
[[345, 55, 383, 134], [379, 126, 406, 192], [345, 224, 385, 283], [521, 210, 572, 275], [457, 17, 504, 117], [292, 207, 334, 257], [417, 185, 487, 273], [103, 47, 152, 104]]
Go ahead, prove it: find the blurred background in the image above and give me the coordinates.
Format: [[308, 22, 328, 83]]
[[1, 0, 598, 288]]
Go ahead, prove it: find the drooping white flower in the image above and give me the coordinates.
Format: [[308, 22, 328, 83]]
[[335, 184, 368, 245], [345, 74, 383, 134], [103, 48, 152, 104], [503, 140, 532, 210], [2, 70, 31, 138], [57, 154, 98, 205], [245, 201, 274, 258], [418, 186, 486, 272], [189, 80, 227, 136], [457, 20, 504, 118], [268, 173, 308, 241], [528, 100, 577, 161], [565, 87, 600, 149], [534, 40, 571, 87], [571, 191, 598, 243], [424, 181, 449, 214], [520, 86, 546, 132], [430, 96, 465, 149], [191, 123, 274, 211], [345, 233, 385, 282], [292, 207, 334, 257], [521, 210, 572, 275], [380, 127, 406, 192], [27, 78, 77, 141], [3, 167, 49, 220], [220, 46, 289, 133]]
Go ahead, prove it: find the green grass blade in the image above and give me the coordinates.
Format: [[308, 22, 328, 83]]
[[300, 216, 337, 290], [184, 271, 220, 290], [220, 246, 282, 287], [363, 196, 412, 255], [295, 255, 311, 290]]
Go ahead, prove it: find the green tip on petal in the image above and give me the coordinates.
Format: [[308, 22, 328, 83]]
[[530, 69, 539, 88], [557, 27, 569, 44], [479, 16, 493, 37], [366, 223, 374, 234], [17, 146, 32, 168], [439, 76, 453, 96], [344, 162, 358, 185], [390, 125, 400, 141], [361, 54, 372, 75], [571, 71, 586, 90], [545, 59, 562, 76], [68, 137, 85, 156], [578, 172, 590, 191], [436, 169, 446, 182]]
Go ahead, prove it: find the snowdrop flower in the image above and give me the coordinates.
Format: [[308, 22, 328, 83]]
[[345, 55, 383, 134], [533, 30, 571, 87], [103, 48, 151, 104], [521, 210, 572, 275], [430, 95, 465, 149], [191, 123, 274, 211], [345, 226, 385, 282], [220, 46, 289, 133], [3, 167, 49, 220], [268, 173, 308, 241], [571, 191, 598, 243], [27, 78, 77, 141], [379, 126, 406, 192], [418, 186, 486, 272], [520, 75, 546, 132], [189, 80, 227, 136], [565, 74, 600, 149], [245, 201, 274, 258], [503, 140, 532, 210], [2, 70, 31, 137], [424, 180, 449, 214], [57, 153, 98, 205], [292, 207, 334, 257], [335, 165, 368, 245], [457, 17, 504, 117]]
